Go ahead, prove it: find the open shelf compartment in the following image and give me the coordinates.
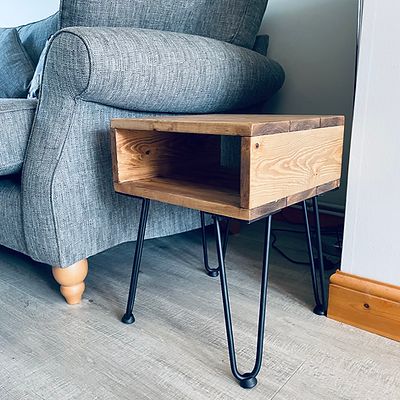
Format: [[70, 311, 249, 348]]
[[111, 128, 249, 219]]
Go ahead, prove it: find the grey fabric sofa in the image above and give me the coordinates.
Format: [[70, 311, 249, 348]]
[[0, 0, 284, 304]]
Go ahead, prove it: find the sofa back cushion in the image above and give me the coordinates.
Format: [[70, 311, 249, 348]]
[[60, 0, 268, 49], [18, 13, 60, 66], [0, 28, 35, 98]]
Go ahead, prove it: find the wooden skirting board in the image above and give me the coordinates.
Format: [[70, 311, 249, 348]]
[[328, 271, 400, 341]]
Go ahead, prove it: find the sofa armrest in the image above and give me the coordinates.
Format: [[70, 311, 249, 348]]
[[44, 27, 284, 113], [21, 27, 284, 267]]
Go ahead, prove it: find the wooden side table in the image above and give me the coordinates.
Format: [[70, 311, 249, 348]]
[[110, 114, 344, 388]]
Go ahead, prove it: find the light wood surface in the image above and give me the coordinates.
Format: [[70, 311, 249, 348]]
[[243, 126, 344, 208], [111, 114, 345, 137], [111, 128, 221, 183], [111, 115, 344, 220], [328, 271, 400, 341], [0, 222, 399, 399], [114, 179, 339, 221], [52, 259, 88, 305]]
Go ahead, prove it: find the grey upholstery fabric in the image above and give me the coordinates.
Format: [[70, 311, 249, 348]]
[[253, 35, 270, 56], [60, 0, 268, 49], [18, 26, 283, 267], [0, 29, 35, 98], [50, 28, 284, 114], [0, 1, 284, 268], [20, 30, 194, 266], [18, 13, 60, 66], [0, 99, 37, 175], [22, 100, 201, 266], [0, 178, 26, 254]]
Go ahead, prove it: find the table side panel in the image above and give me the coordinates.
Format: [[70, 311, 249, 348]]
[[110, 128, 121, 183], [247, 126, 344, 209], [240, 137, 251, 208]]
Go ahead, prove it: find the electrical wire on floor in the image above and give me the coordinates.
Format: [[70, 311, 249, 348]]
[[271, 227, 342, 270]]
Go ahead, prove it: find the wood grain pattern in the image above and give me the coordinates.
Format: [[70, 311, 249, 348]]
[[114, 177, 242, 219], [316, 179, 341, 195], [110, 128, 120, 184], [111, 115, 344, 221], [112, 128, 220, 183], [321, 115, 345, 128], [240, 136, 251, 208], [330, 271, 400, 302], [246, 126, 344, 208], [328, 271, 400, 341], [111, 114, 344, 137], [286, 187, 317, 208], [289, 117, 321, 132], [115, 179, 339, 221]]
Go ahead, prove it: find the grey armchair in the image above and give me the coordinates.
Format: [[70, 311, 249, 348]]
[[0, 0, 284, 304]]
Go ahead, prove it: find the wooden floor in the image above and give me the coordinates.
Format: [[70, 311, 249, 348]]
[[0, 221, 399, 400]]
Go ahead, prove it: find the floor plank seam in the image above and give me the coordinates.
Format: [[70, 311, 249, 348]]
[[269, 359, 307, 400]]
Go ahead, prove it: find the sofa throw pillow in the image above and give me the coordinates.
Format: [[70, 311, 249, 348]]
[[28, 38, 51, 99], [18, 13, 60, 66], [0, 28, 35, 98]]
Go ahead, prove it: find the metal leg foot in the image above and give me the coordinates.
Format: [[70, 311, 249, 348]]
[[121, 313, 135, 324], [312, 304, 325, 316], [214, 214, 272, 389], [302, 197, 327, 315], [200, 211, 229, 278], [122, 198, 150, 324]]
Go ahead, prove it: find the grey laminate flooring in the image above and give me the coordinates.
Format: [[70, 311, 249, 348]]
[[0, 221, 399, 400]]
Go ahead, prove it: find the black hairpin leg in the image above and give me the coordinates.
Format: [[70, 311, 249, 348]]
[[122, 198, 150, 324], [214, 214, 272, 389], [200, 211, 229, 277], [302, 197, 327, 315], [312, 196, 327, 314]]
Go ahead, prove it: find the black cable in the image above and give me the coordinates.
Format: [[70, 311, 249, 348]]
[[271, 228, 342, 269], [272, 227, 342, 236], [271, 232, 309, 265]]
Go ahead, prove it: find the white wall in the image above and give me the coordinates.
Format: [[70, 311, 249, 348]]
[[261, 0, 358, 210], [0, 0, 58, 27], [341, 0, 400, 286]]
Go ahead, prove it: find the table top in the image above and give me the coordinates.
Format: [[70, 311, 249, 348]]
[[111, 114, 344, 137]]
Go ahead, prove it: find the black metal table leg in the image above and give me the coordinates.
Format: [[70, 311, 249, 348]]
[[302, 200, 325, 315], [311, 196, 327, 314], [122, 198, 150, 324], [200, 211, 229, 278], [214, 214, 272, 389]]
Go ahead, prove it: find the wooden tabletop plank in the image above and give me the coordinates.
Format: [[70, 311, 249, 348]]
[[114, 178, 340, 221], [111, 114, 344, 137]]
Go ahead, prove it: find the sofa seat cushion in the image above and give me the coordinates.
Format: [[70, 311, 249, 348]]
[[0, 99, 37, 176]]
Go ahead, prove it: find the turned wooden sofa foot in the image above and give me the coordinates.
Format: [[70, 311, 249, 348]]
[[52, 259, 88, 304]]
